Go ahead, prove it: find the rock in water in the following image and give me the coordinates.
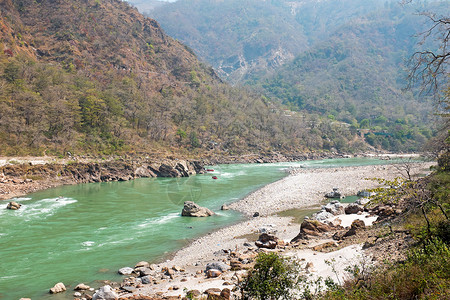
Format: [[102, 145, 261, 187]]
[[325, 188, 344, 199], [181, 201, 214, 217], [134, 261, 150, 268], [74, 283, 90, 290], [49, 282, 66, 294], [6, 201, 21, 210], [93, 285, 119, 300], [118, 267, 134, 275]]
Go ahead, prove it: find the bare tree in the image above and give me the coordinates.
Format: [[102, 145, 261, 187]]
[[403, 1, 449, 107]]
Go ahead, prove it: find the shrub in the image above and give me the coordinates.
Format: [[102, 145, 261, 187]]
[[240, 252, 299, 300]]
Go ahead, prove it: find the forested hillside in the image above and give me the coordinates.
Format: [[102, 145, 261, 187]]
[[144, 0, 446, 152], [256, 3, 444, 151], [0, 0, 368, 157], [147, 0, 386, 83]]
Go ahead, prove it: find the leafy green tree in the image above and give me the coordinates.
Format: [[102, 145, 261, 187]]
[[240, 252, 299, 300]]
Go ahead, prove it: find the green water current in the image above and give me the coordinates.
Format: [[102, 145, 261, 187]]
[[0, 158, 405, 299]]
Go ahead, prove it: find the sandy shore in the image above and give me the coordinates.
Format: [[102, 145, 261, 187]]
[[118, 161, 433, 298]]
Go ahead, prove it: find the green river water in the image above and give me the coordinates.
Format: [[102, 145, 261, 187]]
[[0, 158, 399, 299]]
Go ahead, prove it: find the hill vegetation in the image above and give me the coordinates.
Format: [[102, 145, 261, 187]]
[[146, 0, 446, 152], [255, 3, 445, 152], [0, 0, 368, 157], [148, 0, 387, 83]]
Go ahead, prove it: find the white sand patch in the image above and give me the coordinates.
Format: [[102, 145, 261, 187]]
[[288, 244, 370, 284], [327, 213, 378, 228]]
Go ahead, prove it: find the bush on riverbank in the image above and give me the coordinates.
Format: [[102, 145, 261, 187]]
[[239, 253, 300, 300]]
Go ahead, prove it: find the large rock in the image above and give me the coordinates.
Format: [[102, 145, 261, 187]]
[[314, 210, 334, 221], [345, 203, 363, 215], [351, 219, 366, 229], [74, 283, 90, 290], [158, 163, 180, 177], [356, 197, 371, 205], [175, 161, 190, 177], [134, 261, 150, 269], [118, 267, 134, 275], [357, 190, 376, 197], [93, 285, 119, 300], [207, 288, 231, 300], [323, 201, 345, 215], [291, 220, 333, 242], [134, 166, 157, 178], [141, 275, 153, 284], [255, 233, 279, 249], [325, 188, 344, 199], [6, 201, 21, 210], [135, 266, 153, 276], [181, 201, 214, 217], [206, 262, 230, 272], [312, 241, 338, 252], [343, 219, 366, 238], [49, 282, 66, 294], [206, 269, 222, 278]]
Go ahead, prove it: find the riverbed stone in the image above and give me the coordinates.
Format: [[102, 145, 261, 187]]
[[134, 261, 150, 268], [323, 201, 345, 215], [356, 197, 371, 205], [135, 266, 153, 276], [255, 233, 279, 249], [118, 267, 134, 275], [6, 201, 21, 210], [345, 203, 363, 214], [314, 210, 334, 221], [92, 285, 119, 300], [204, 287, 222, 295], [141, 275, 153, 284], [206, 269, 222, 278], [206, 262, 230, 272], [181, 201, 215, 217], [49, 282, 66, 294], [291, 219, 333, 242], [74, 283, 90, 290]]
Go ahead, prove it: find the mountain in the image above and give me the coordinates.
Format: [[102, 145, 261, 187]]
[[147, 0, 387, 83], [0, 0, 368, 156], [127, 0, 168, 14], [145, 0, 446, 151], [255, 3, 446, 151]]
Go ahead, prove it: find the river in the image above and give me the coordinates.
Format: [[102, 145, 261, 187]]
[[0, 157, 400, 299]]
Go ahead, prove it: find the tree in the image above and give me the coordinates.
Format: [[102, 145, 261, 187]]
[[240, 252, 299, 300], [404, 0, 449, 107]]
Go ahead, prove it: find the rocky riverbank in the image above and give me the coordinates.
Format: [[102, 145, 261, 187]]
[[0, 158, 204, 200], [65, 161, 432, 300], [0, 152, 423, 201]]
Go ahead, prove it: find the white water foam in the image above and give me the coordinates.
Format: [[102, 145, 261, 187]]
[[7, 197, 77, 221], [218, 170, 246, 178], [82, 241, 95, 247], [138, 213, 179, 228]]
